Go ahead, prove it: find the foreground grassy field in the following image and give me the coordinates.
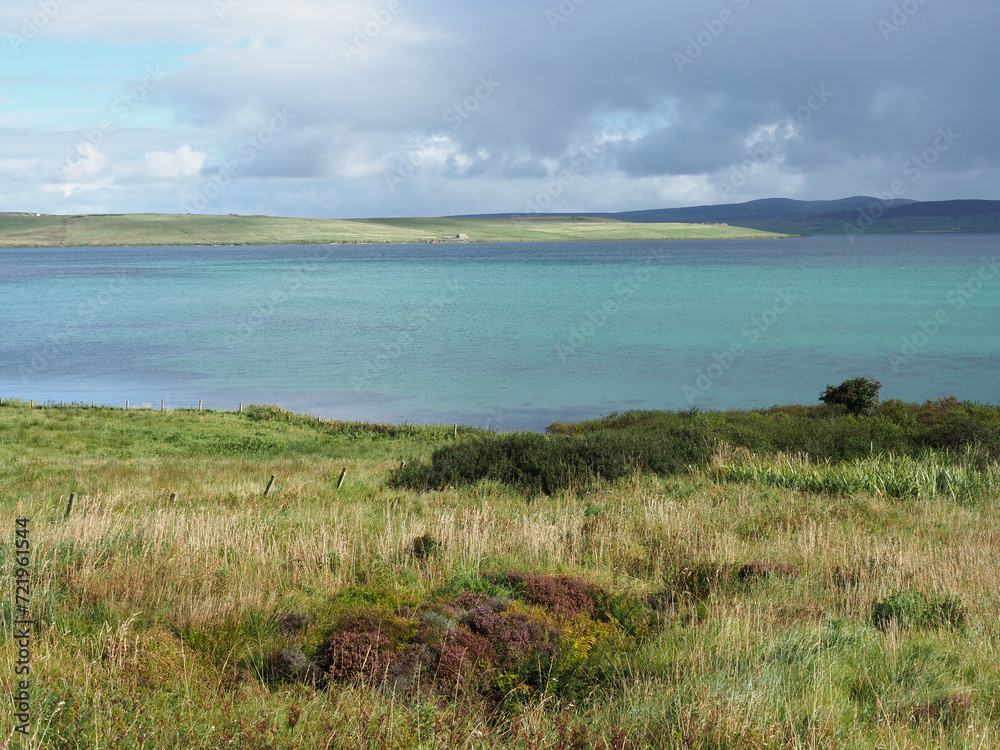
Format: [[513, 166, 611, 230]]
[[0, 213, 790, 248], [2, 399, 1000, 749]]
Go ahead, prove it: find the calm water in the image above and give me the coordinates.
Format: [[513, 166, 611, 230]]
[[2, 234, 998, 430]]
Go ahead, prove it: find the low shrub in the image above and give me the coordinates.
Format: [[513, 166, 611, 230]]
[[391, 401, 1000, 495], [877, 398, 918, 429], [319, 611, 416, 684], [389, 426, 712, 494], [918, 409, 1000, 454], [554, 400, 1000, 467], [496, 572, 601, 618], [308, 572, 652, 704]]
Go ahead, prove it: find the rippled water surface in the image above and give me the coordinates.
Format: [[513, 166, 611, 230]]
[[2, 234, 998, 429]]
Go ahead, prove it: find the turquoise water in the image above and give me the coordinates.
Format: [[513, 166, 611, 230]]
[[2, 234, 998, 430]]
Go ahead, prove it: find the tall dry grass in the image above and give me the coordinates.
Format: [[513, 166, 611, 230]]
[[3, 404, 1000, 748]]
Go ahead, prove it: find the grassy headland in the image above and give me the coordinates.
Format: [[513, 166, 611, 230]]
[[0, 212, 791, 248], [2, 397, 999, 748]]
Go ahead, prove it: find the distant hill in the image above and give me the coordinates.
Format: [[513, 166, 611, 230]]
[[608, 198, 1000, 235], [456, 197, 1000, 235], [599, 196, 918, 223]]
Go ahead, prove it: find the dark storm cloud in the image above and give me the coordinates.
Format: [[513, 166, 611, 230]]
[[3, 0, 996, 215]]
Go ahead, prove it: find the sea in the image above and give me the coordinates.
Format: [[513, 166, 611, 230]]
[[2, 233, 998, 431]]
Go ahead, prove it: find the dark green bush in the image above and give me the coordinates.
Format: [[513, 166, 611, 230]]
[[392, 400, 1000, 495], [548, 400, 1000, 466], [877, 398, 919, 429], [819, 377, 882, 417], [389, 426, 712, 494], [918, 409, 1000, 455]]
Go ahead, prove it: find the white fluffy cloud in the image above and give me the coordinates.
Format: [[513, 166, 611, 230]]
[[58, 142, 106, 181], [135, 145, 206, 179]]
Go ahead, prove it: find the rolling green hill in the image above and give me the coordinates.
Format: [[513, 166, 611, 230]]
[[0, 212, 790, 248]]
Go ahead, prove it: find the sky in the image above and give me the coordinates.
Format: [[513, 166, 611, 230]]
[[1, 0, 997, 219]]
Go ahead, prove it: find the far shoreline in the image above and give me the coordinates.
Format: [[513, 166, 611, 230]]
[[0, 212, 796, 249], [2, 235, 801, 249]]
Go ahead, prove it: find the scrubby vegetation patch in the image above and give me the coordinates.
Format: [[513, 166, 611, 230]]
[[305, 572, 649, 705], [390, 427, 712, 493]]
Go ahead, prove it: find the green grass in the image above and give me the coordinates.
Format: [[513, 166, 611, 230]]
[[2, 398, 999, 748], [0, 212, 791, 248], [712, 450, 1000, 502]]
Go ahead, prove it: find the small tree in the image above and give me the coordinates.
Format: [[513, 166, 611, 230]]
[[819, 377, 881, 416]]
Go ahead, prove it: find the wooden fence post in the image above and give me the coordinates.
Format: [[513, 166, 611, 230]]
[[337, 467, 348, 489], [264, 475, 276, 497], [65, 493, 75, 519]]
